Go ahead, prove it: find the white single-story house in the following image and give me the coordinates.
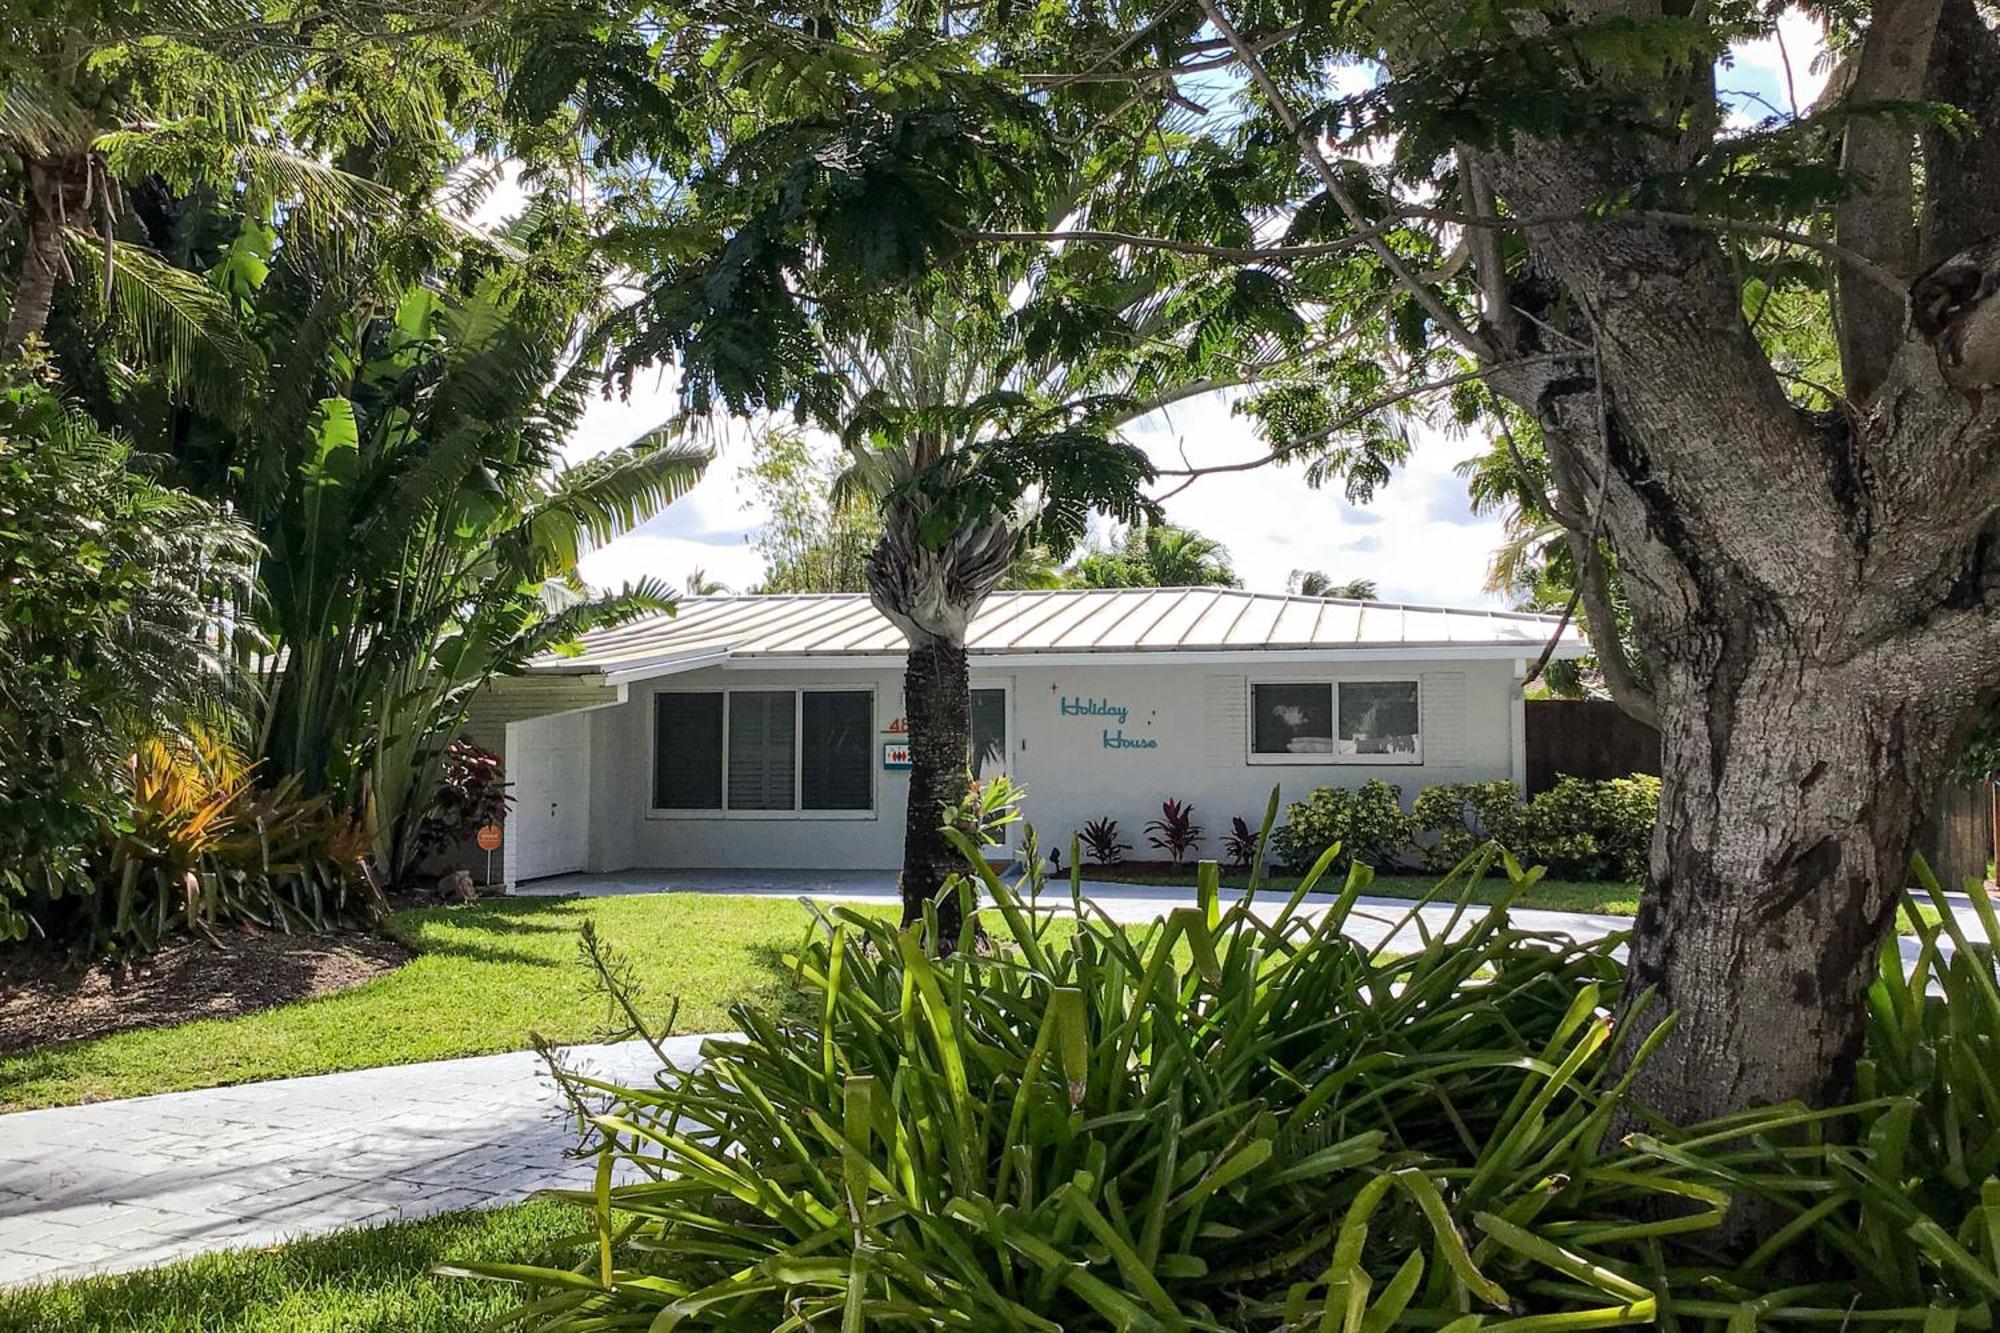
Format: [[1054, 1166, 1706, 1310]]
[[462, 588, 1587, 886]]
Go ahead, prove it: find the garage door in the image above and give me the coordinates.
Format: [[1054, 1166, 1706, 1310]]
[[509, 711, 592, 881]]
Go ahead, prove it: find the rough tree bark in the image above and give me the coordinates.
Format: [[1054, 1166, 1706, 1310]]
[[1459, 4, 2000, 1129], [864, 495, 1016, 940], [899, 637, 973, 934]]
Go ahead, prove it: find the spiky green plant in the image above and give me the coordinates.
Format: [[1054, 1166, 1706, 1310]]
[[460, 822, 2000, 1328]]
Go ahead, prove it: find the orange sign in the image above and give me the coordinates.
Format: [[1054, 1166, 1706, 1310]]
[[475, 825, 503, 851]]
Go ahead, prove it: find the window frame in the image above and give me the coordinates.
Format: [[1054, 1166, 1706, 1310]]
[[648, 685, 879, 819], [1244, 678, 1424, 766]]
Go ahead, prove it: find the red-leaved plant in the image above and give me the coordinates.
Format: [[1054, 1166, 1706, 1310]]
[[1144, 799, 1203, 866]]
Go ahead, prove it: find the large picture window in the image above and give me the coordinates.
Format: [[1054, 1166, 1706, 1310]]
[[1249, 680, 1421, 763], [652, 688, 875, 813]]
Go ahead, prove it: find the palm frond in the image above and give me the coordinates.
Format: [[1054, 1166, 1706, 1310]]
[[0, 77, 90, 155], [62, 229, 260, 407], [503, 438, 710, 576], [514, 578, 679, 660]]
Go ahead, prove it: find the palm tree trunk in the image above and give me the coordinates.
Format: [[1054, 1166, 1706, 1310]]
[[900, 635, 971, 936], [2, 156, 82, 359]]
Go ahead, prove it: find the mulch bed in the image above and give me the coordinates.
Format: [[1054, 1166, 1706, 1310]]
[[0, 927, 413, 1053]]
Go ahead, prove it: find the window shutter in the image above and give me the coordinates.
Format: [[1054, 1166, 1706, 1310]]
[[653, 693, 722, 809], [802, 691, 873, 811], [728, 691, 797, 810]]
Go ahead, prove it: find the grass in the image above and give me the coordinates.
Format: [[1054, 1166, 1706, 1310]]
[[1079, 864, 1645, 914], [0, 893, 850, 1112], [0, 1201, 584, 1333]]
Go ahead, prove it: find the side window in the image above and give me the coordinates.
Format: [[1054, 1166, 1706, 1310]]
[[802, 691, 873, 811], [1250, 682, 1333, 755], [1338, 681, 1421, 759], [653, 693, 722, 809]]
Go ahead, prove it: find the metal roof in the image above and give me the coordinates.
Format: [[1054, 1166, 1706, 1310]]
[[532, 589, 1586, 676]]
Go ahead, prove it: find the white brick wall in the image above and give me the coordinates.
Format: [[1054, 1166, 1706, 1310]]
[[1203, 674, 1248, 768], [1420, 671, 1468, 770]]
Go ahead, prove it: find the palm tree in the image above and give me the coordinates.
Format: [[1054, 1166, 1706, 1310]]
[[1, 0, 482, 376], [109, 199, 707, 883], [1073, 522, 1240, 588], [684, 568, 729, 596], [1288, 569, 1377, 600], [829, 314, 1155, 935]]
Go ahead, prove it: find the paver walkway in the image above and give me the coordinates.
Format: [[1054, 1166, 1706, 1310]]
[[1, 882, 1986, 1287], [0, 1035, 699, 1286]]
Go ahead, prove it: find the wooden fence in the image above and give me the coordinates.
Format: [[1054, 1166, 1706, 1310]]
[[1523, 699, 1660, 793], [1526, 698, 1995, 891]]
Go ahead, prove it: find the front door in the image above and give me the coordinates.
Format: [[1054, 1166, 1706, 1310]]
[[509, 711, 591, 881], [969, 683, 1015, 860]]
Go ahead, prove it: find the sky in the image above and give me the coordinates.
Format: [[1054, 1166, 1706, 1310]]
[[547, 11, 1831, 610]]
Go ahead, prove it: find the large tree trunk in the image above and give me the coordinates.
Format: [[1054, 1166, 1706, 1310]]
[[1623, 634, 1948, 1123], [863, 498, 1017, 945], [1, 155, 84, 359], [1467, 76, 2000, 1133], [899, 636, 972, 934]]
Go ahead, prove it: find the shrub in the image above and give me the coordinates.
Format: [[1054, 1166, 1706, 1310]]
[[1222, 815, 1258, 869], [1408, 780, 1524, 873], [1144, 797, 1203, 864], [1078, 816, 1130, 866], [1271, 778, 1406, 873], [1406, 775, 1660, 881], [470, 845, 2000, 1329], [414, 739, 511, 862], [0, 369, 259, 941]]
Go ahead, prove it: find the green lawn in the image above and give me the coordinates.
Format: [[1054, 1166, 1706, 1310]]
[[0, 893, 847, 1112], [1080, 865, 1644, 915], [4, 875, 1938, 1113], [0, 877, 1644, 1112], [0, 1202, 583, 1333]]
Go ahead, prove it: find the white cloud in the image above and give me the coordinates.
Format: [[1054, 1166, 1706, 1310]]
[[569, 384, 1511, 608], [1126, 392, 1507, 607], [1726, 8, 1831, 120]]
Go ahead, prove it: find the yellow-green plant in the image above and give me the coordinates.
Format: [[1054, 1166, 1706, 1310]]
[[92, 732, 378, 948]]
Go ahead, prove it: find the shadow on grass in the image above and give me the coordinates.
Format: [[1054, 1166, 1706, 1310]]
[[0, 1202, 590, 1333]]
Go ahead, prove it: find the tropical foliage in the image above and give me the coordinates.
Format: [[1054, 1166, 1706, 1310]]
[[0, 1, 710, 943], [472, 836, 2000, 1328], [195, 212, 702, 883], [0, 365, 260, 942], [742, 427, 882, 595], [1072, 522, 1240, 589]]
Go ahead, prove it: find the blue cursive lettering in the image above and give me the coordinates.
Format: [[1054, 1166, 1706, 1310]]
[[1061, 696, 1129, 724], [1100, 728, 1158, 750]]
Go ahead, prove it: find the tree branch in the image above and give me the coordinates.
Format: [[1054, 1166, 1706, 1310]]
[[966, 209, 1905, 296], [1191, 0, 1492, 358], [1150, 357, 1575, 500], [1834, 0, 1944, 402]]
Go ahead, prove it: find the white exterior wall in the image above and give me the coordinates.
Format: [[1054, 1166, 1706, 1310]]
[[1000, 659, 1518, 866], [492, 653, 1526, 879], [593, 663, 913, 872]]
